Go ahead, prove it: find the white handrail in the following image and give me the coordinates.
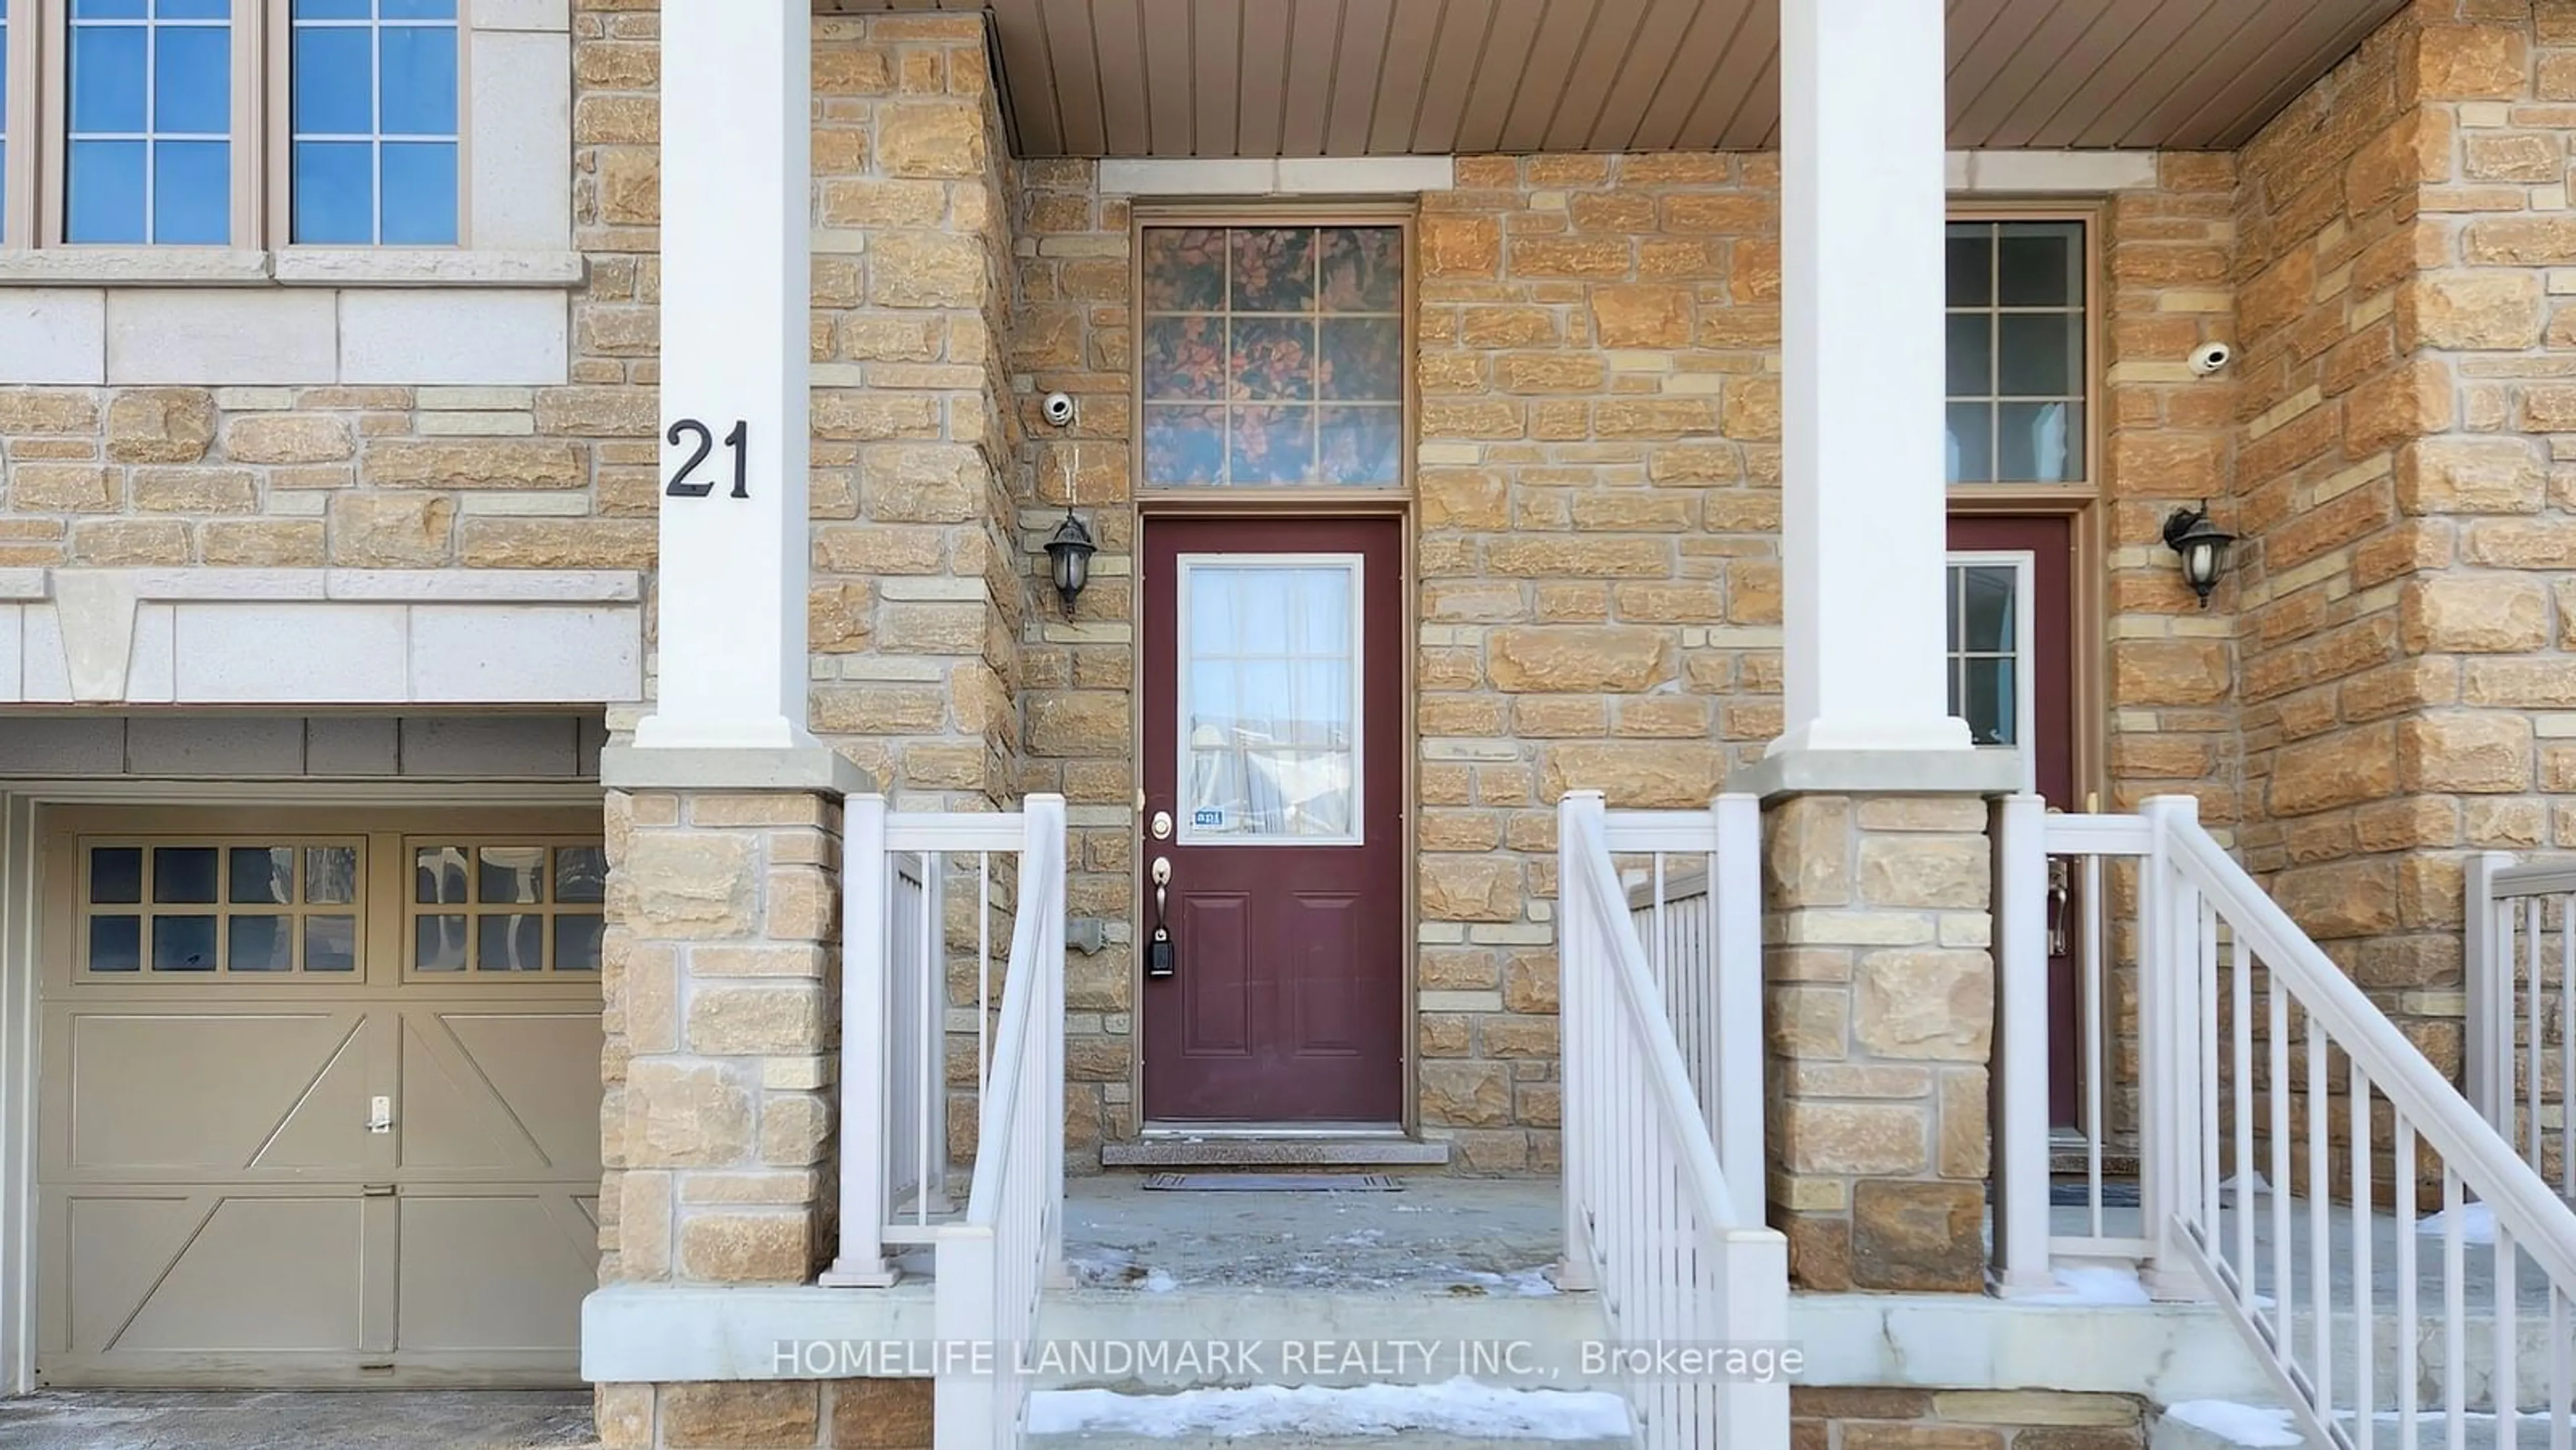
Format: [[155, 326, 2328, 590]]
[[824, 800, 1030, 1286], [1560, 791, 1786, 1450], [1603, 795, 1764, 1226], [2466, 851, 2575, 1200], [1992, 797, 2161, 1293], [2139, 796, 2576, 1449], [932, 795, 1066, 1450]]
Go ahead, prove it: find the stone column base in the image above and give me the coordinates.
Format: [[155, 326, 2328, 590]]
[[596, 1380, 930, 1450], [1759, 785, 2000, 1293], [599, 747, 871, 1290]]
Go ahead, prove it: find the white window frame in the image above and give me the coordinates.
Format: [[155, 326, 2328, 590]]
[[1945, 549, 2038, 795], [1173, 551, 1368, 849], [0, 0, 472, 252]]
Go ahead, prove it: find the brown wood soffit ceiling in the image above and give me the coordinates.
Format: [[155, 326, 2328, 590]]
[[826, 0, 2412, 157]]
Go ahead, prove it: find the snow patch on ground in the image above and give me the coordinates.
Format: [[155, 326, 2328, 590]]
[[1066, 1249, 1179, 1291], [1448, 1266, 1562, 1297], [2163, 1401, 2302, 1448], [2022, 1264, 2152, 1305], [1026, 1378, 1630, 1441], [2416, 1202, 2498, 1245]]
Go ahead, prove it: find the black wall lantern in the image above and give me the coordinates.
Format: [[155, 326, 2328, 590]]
[[1043, 506, 1096, 615], [2161, 502, 2235, 608]]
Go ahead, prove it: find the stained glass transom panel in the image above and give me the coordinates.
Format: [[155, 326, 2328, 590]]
[[1140, 225, 1405, 489]]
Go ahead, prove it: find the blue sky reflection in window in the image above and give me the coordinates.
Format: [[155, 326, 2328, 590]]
[[67, 0, 233, 244], [292, 0, 458, 245]]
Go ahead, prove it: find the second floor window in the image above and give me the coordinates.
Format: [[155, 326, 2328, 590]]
[[66, 0, 233, 244], [7, 0, 462, 249], [290, 0, 458, 245]]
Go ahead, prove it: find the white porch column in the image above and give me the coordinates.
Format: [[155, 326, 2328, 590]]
[[1772, 0, 1971, 763], [632, 0, 814, 751]]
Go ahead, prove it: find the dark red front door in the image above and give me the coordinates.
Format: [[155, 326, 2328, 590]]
[[1947, 514, 2080, 1127], [1139, 516, 1405, 1123]]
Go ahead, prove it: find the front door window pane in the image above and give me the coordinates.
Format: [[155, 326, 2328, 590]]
[[67, 0, 233, 244], [1947, 562, 2025, 749], [1142, 225, 1404, 488], [1945, 220, 2085, 484], [1179, 559, 1361, 842]]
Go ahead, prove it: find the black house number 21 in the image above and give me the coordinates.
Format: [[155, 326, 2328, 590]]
[[664, 419, 750, 499]]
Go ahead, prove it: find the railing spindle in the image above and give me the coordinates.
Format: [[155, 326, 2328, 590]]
[[2084, 850, 2106, 1240], [2529, 897, 2544, 1167], [2308, 1012, 2329, 1413], [2444, 1167, 2465, 1450], [2351, 1061, 2372, 1450], [2235, 932, 2255, 1304], [2498, 1224, 2518, 1450], [2398, 1118, 2419, 1450], [2271, 964, 2293, 1349]]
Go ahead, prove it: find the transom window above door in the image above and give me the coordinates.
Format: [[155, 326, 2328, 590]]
[[1945, 220, 2086, 486], [1, 0, 463, 247], [1139, 223, 1407, 490]]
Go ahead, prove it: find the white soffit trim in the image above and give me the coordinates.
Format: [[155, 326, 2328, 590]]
[[1098, 156, 1456, 197], [1948, 150, 2162, 194]]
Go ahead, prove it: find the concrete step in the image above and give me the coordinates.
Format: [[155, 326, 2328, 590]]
[[1028, 1436, 1629, 1450], [1025, 1382, 1632, 1449], [1099, 1137, 1453, 1168], [2155, 1398, 2569, 1450]]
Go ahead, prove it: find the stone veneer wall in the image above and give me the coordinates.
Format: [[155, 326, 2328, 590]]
[[1008, 160, 1140, 1157], [1000, 152, 2260, 1168], [0, 3, 652, 573], [1793, 1389, 2147, 1450], [595, 1378, 932, 1450], [2231, 0, 2576, 1122], [804, 11, 1026, 807]]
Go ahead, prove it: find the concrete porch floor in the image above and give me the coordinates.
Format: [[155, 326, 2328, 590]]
[[1060, 1175, 1566, 1294], [0, 1390, 594, 1450]]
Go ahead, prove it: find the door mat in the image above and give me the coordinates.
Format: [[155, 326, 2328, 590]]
[[1140, 1172, 1403, 1192]]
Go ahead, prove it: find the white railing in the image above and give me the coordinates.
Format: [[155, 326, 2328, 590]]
[[1560, 791, 1784, 1450], [932, 793, 1067, 1450], [824, 797, 1049, 1288], [2467, 852, 2576, 1201], [1609, 796, 1764, 1225], [1992, 796, 2160, 1290], [2108, 797, 2576, 1447]]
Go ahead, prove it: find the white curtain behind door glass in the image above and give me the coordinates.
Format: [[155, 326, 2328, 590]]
[[1183, 563, 1358, 839]]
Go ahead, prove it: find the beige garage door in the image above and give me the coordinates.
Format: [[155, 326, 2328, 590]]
[[35, 807, 605, 1388]]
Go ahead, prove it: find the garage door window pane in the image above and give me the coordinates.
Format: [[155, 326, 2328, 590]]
[[555, 846, 607, 904], [479, 847, 545, 905], [479, 913, 543, 971], [416, 913, 466, 970], [229, 915, 293, 970], [90, 915, 142, 971], [91, 846, 144, 903], [307, 914, 358, 971], [154, 915, 217, 970], [307, 846, 358, 905], [155, 846, 219, 903], [555, 914, 603, 971], [416, 846, 468, 903], [405, 835, 608, 978], [230, 846, 295, 904]]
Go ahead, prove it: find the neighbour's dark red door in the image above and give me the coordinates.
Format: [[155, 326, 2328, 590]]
[[1946, 516, 2080, 1127], [1140, 516, 1405, 1123]]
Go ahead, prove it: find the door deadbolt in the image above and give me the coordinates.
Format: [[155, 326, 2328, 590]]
[[1150, 810, 1173, 840]]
